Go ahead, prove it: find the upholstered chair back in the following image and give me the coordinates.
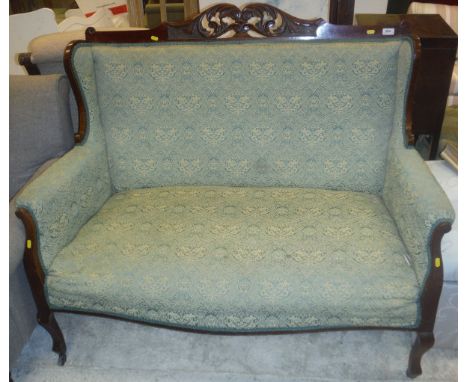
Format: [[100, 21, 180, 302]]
[[71, 38, 413, 193]]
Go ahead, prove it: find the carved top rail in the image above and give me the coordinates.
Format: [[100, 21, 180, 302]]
[[82, 2, 412, 43], [167, 2, 326, 39]]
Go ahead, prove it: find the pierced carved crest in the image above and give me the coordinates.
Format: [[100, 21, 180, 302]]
[[169, 3, 325, 39]]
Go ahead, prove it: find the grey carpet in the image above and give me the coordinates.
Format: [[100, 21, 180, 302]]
[[12, 313, 457, 381]]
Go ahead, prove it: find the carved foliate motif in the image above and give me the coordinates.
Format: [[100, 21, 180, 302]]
[[170, 3, 325, 39]]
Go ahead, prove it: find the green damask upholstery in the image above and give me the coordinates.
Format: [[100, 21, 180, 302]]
[[16, 36, 455, 332], [91, 39, 405, 193], [47, 187, 419, 330], [17, 46, 113, 270], [384, 129, 455, 284], [383, 40, 455, 285]]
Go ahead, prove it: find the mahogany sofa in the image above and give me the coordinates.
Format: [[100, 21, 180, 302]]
[[15, 4, 454, 378]]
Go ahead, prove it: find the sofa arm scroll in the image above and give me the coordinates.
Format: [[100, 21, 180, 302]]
[[383, 145, 455, 285], [15, 143, 112, 272]]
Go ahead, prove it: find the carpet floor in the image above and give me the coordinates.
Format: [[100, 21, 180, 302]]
[[12, 313, 457, 381]]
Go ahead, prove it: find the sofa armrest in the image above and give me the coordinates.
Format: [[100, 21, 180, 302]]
[[16, 143, 112, 271], [383, 145, 455, 285]]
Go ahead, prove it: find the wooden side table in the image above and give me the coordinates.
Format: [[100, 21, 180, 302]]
[[355, 14, 457, 159]]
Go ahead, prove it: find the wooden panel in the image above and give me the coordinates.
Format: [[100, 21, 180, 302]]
[[329, 0, 355, 25], [356, 13, 457, 158]]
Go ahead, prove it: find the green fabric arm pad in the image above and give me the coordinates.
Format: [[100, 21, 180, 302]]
[[383, 145, 455, 284], [16, 143, 112, 271]]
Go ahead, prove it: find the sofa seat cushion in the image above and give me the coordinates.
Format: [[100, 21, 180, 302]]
[[46, 186, 420, 331]]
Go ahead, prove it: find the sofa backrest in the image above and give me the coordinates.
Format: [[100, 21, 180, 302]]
[[71, 38, 413, 193]]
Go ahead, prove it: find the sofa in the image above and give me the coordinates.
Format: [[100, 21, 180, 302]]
[[10, 74, 75, 369], [14, 3, 455, 378]]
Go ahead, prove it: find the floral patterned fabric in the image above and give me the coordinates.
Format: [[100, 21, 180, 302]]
[[47, 186, 420, 330], [15, 37, 455, 331], [90, 39, 407, 193], [383, 135, 455, 285], [16, 46, 112, 270], [383, 40, 455, 286]]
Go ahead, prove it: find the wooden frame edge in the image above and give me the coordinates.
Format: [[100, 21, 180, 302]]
[[51, 308, 421, 334], [406, 221, 451, 377], [417, 221, 452, 332], [15, 207, 67, 365], [329, 0, 355, 25], [64, 40, 88, 144], [15, 208, 46, 303], [405, 34, 422, 146], [85, 3, 324, 42]]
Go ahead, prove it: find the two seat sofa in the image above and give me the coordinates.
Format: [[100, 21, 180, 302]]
[[15, 3, 454, 378]]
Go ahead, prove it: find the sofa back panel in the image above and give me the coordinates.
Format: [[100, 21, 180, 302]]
[[79, 39, 411, 192]]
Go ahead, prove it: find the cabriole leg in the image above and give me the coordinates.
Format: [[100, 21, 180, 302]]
[[406, 331, 434, 378], [16, 208, 67, 366], [38, 311, 67, 365]]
